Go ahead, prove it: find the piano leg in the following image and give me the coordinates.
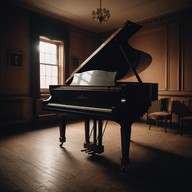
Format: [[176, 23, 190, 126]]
[[57, 115, 66, 147], [85, 119, 90, 144], [98, 120, 103, 147], [93, 120, 97, 145], [120, 120, 133, 171], [82, 119, 91, 152]]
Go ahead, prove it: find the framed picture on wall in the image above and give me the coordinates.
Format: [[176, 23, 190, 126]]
[[72, 56, 79, 67], [8, 50, 24, 68]]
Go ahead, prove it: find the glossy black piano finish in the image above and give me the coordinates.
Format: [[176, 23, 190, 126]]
[[43, 20, 158, 171], [44, 82, 156, 121]]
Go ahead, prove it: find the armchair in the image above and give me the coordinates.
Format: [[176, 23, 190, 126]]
[[148, 98, 174, 133]]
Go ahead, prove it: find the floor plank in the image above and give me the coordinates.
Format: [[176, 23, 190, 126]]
[[0, 121, 192, 192]]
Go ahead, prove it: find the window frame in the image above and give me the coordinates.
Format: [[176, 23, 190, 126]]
[[39, 36, 64, 94]]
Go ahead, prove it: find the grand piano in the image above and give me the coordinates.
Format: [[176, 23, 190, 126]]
[[43, 20, 158, 170]]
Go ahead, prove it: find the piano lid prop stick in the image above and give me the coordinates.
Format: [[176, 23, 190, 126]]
[[115, 39, 143, 84]]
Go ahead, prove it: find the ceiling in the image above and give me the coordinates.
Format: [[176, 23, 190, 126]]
[[6, 0, 192, 33]]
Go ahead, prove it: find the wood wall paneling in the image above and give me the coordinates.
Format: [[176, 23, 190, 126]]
[[128, 27, 167, 91], [0, 98, 31, 125], [0, 24, 3, 93], [69, 31, 97, 75], [183, 19, 192, 91], [3, 14, 29, 95], [168, 23, 180, 91], [0, 12, 31, 125]]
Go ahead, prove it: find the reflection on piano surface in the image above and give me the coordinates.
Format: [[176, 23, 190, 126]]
[[43, 20, 158, 171]]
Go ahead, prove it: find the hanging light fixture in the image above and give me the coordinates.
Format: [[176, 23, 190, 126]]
[[91, 0, 111, 25]]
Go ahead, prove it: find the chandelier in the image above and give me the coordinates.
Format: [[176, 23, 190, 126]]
[[91, 0, 111, 25]]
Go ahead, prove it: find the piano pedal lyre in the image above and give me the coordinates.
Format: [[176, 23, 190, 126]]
[[82, 119, 107, 155], [81, 148, 93, 154]]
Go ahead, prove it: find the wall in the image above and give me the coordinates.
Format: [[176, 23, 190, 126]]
[[1, 3, 192, 127], [0, 9, 32, 126], [122, 9, 192, 122], [123, 9, 192, 102], [69, 29, 98, 76], [0, 3, 98, 127]]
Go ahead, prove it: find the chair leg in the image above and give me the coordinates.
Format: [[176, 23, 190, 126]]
[[180, 122, 183, 136], [160, 120, 163, 127], [170, 118, 172, 129], [156, 120, 159, 126], [164, 119, 167, 133], [149, 119, 152, 130]]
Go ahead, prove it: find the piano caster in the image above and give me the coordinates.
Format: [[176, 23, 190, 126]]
[[120, 158, 129, 172], [59, 137, 66, 147], [120, 165, 127, 172], [60, 142, 64, 147]]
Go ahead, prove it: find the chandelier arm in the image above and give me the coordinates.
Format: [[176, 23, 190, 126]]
[[91, 0, 110, 25]]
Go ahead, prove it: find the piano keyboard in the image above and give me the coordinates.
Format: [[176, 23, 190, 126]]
[[47, 103, 112, 113]]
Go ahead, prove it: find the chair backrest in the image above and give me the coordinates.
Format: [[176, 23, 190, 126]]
[[160, 98, 174, 113], [189, 99, 192, 112]]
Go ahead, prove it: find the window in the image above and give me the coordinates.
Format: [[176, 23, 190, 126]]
[[39, 37, 64, 93]]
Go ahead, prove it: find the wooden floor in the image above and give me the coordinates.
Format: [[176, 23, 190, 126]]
[[0, 120, 192, 192]]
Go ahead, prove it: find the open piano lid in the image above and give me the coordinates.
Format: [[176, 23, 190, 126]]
[[66, 20, 149, 85]]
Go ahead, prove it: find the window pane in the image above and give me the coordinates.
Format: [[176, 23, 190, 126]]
[[45, 65, 52, 76], [40, 64, 46, 76], [40, 52, 45, 63], [51, 77, 58, 85], [46, 76, 52, 88], [50, 44, 56, 54], [50, 54, 57, 64], [40, 76, 46, 88], [40, 42, 57, 64], [45, 53, 50, 64], [52, 66, 58, 76]]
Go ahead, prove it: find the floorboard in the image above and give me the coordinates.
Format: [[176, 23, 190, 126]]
[[0, 121, 192, 192]]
